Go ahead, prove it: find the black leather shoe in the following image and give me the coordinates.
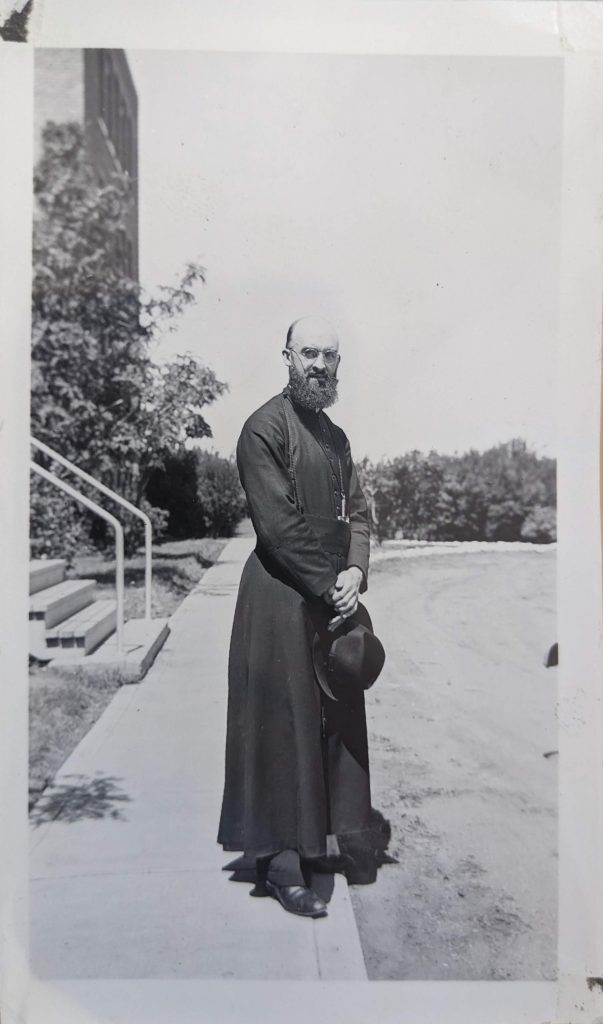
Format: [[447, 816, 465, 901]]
[[265, 879, 328, 918]]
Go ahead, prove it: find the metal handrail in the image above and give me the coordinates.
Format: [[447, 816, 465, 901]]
[[30, 461, 125, 656], [30, 436, 152, 621]]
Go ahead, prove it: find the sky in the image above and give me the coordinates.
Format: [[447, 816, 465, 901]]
[[127, 52, 562, 461]]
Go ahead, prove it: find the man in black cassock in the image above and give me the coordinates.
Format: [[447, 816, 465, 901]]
[[218, 316, 375, 918]]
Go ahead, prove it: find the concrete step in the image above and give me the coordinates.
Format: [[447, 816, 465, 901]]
[[29, 579, 96, 628], [29, 559, 66, 595], [45, 599, 117, 656], [48, 617, 170, 682]]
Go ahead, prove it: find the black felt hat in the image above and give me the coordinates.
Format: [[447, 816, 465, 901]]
[[312, 611, 386, 702]]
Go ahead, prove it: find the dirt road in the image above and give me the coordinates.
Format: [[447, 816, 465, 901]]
[[351, 548, 557, 980]]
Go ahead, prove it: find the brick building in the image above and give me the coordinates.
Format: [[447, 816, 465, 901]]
[[34, 49, 139, 280]]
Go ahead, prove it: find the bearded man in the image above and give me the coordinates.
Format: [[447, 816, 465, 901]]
[[217, 316, 381, 919]]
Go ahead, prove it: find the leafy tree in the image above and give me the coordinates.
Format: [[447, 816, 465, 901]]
[[478, 440, 554, 541], [356, 457, 394, 543], [388, 451, 446, 539], [31, 122, 227, 555], [436, 450, 490, 541]]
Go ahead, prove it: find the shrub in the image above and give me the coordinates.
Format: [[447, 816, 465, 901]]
[[146, 449, 247, 539], [520, 506, 556, 543], [30, 473, 95, 564], [146, 451, 200, 539], [194, 450, 247, 537], [121, 499, 169, 554], [30, 469, 169, 561]]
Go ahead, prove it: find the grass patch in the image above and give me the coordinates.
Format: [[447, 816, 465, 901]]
[[29, 664, 124, 808], [29, 536, 229, 808], [71, 537, 228, 620]]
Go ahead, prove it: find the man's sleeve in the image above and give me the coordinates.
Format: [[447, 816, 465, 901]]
[[237, 416, 338, 599], [343, 436, 370, 593]]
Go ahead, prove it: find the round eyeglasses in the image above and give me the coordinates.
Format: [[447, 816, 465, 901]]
[[290, 346, 340, 368]]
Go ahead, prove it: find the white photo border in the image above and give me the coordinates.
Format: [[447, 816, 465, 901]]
[[1, 3, 602, 1022]]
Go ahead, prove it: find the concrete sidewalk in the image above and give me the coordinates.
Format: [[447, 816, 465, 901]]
[[29, 538, 367, 981]]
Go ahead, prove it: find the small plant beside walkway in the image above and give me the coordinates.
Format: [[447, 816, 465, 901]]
[[29, 537, 227, 808]]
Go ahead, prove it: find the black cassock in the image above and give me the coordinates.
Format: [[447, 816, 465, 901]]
[[217, 385, 375, 871]]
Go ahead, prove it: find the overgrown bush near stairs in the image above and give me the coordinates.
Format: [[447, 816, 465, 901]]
[[30, 477, 170, 563], [30, 476, 95, 564]]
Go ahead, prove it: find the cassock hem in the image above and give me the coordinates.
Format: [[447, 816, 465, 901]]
[[218, 840, 328, 861]]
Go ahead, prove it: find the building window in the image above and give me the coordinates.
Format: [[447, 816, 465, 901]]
[[124, 118, 132, 177], [98, 56, 133, 176], [97, 51, 105, 103], [110, 75, 118, 144], [118, 98, 126, 168], [115, 229, 126, 275], [101, 61, 111, 127], [113, 230, 135, 278]]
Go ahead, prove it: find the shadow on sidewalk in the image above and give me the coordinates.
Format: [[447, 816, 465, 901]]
[[30, 772, 132, 828]]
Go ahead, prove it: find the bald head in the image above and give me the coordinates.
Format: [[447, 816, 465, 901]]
[[283, 315, 341, 410], [286, 316, 339, 351]]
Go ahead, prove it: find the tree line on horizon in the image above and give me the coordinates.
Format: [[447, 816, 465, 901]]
[[148, 438, 555, 546], [356, 440, 556, 544]]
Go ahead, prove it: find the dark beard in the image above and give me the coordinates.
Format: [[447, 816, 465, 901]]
[[287, 366, 339, 411]]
